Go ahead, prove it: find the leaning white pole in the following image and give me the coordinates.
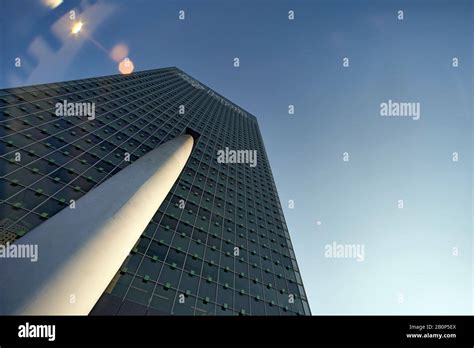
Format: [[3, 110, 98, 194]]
[[0, 134, 194, 315]]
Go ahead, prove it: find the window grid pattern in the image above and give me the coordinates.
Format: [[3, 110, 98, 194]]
[[0, 67, 310, 316]]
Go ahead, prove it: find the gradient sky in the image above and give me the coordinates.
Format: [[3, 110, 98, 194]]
[[1, 0, 472, 314]]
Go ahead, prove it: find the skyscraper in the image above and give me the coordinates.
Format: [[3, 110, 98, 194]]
[[0, 67, 311, 316]]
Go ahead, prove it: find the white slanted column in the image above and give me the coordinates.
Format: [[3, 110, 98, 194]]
[[0, 134, 194, 315]]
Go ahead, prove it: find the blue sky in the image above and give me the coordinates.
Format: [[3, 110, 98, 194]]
[[1, 0, 472, 314]]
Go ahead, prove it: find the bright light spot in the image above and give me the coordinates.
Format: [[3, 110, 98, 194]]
[[110, 44, 129, 62], [71, 21, 83, 34], [42, 0, 63, 9], [119, 58, 134, 74]]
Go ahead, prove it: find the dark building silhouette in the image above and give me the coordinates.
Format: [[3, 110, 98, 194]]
[[0, 67, 310, 315]]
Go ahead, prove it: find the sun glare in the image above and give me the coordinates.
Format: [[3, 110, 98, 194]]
[[71, 21, 83, 35]]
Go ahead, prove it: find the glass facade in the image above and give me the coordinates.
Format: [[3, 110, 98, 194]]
[[0, 67, 311, 315]]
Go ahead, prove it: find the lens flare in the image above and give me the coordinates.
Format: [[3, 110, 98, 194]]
[[42, 0, 63, 9], [71, 21, 83, 34], [119, 58, 134, 74], [110, 44, 129, 62]]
